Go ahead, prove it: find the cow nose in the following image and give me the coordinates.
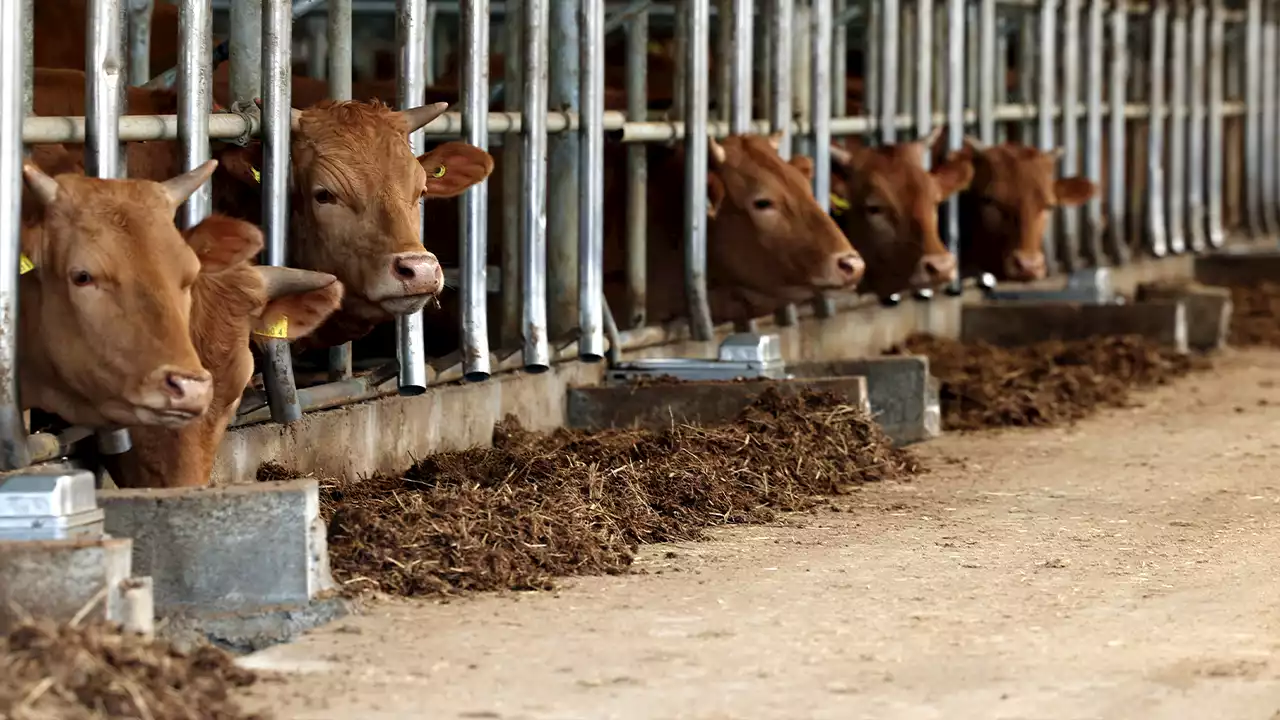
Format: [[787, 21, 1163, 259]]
[[919, 252, 957, 284], [159, 367, 213, 413], [390, 251, 443, 295], [1007, 250, 1047, 281], [833, 251, 865, 286]]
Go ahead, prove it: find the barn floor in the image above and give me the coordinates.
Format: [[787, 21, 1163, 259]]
[[235, 348, 1280, 720]]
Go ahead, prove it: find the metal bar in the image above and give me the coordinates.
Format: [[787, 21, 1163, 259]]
[[260, 0, 303, 423], [673, 0, 686, 119], [579, 0, 605, 360], [1038, 0, 1060, 273], [23, 0, 31, 116], [1107, 0, 1130, 263], [833, 0, 847, 119], [1245, 0, 1264, 236], [880, 0, 900, 142], [1167, 0, 1188, 253], [685, 0, 714, 341], [811, 0, 836, 316], [768, 0, 798, 328], [128, 0, 154, 86], [1186, 0, 1208, 253], [917, 0, 934, 159], [995, 10, 1009, 142], [1083, 0, 1105, 264], [1206, 0, 1226, 247], [718, 0, 732, 122], [731, 0, 754, 133], [1019, 8, 1036, 143], [0, 0, 28, 470], [1262, 0, 1278, 235], [945, 0, 964, 294], [547, 0, 580, 342], [522, 0, 551, 370], [624, 6, 648, 330], [500, 0, 523, 350], [864, 0, 879, 139], [177, 0, 213, 231], [1146, 0, 1170, 255], [979, 0, 998, 143], [326, 0, 352, 382], [461, 0, 492, 379], [230, 0, 263, 101], [1061, 0, 1083, 269]]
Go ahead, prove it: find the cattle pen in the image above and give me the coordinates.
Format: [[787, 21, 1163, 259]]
[[3, 0, 1280, 715]]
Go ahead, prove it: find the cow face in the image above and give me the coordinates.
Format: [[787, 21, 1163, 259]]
[[704, 133, 865, 306], [216, 101, 493, 323], [19, 161, 217, 428], [828, 129, 973, 299], [955, 140, 1098, 282]]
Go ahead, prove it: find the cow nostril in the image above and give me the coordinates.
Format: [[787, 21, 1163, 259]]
[[164, 373, 186, 400], [393, 260, 418, 280], [837, 256, 858, 276]]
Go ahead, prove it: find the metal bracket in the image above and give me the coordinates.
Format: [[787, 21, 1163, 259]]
[[981, 267, 1118, 305], [0, 469, 104, 541], [605, 332, 790, 382]]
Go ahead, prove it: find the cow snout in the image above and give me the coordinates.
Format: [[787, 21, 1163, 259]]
[[832, 251, 866, 287], [156, 366, 213, 416], [1005, 250, 1047, 281], [390, 251, 444, 296], [918, 252, 957, 285]]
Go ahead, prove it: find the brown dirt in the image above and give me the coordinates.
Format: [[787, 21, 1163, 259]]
[[889, 333, 1208, 431], [1227, 282, 1280, 348], [259, 388, 918, 598], [0, 618, 264, 720]]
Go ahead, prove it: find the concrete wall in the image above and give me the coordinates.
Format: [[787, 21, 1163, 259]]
[[211, 251, 1210, 486]]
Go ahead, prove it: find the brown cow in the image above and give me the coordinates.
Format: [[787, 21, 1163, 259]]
[[826, 128, 973, 299], [18, 154, 216, 429], [950, 137, 1099, 282], [34, 0, 181, 75]]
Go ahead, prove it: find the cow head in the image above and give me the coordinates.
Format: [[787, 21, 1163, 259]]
[[954, 138, 1098, 282], [216, 100, 493, 322], [704, 133, 864, 307], [827, 128, 973, 298], [19, 160, 217, 428]]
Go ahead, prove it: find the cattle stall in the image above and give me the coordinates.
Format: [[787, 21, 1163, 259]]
[[0, 0, 1266, 481]]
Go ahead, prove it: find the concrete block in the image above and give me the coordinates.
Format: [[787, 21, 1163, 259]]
[[0, 538, 152, 635], [960, 300, 1188, 352], [788, 356, 940, 446], [566, 376, 871, 433], [97, 479, 335, 614], [1134, 280, 1232, 351], [1193, 248, 1280, 287]]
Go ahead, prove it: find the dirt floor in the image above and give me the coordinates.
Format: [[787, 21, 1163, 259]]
[[230, 347, 1280, 720]]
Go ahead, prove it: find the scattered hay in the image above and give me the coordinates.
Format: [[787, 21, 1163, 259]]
[[264, 387, 916, 598], [889, 333, 1206, 431], [1228, 282, 1280, 348], [0, 618, 263, 720]]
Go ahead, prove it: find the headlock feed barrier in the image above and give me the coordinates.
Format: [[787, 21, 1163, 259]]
[[0, 0, 1267, 472]]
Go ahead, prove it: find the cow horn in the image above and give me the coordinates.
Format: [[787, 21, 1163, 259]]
[[707, 135, 728, 165], [161, 159, 219, 208], [766, 130, 785, 152], [400, 102, 450, 134], [291, 107, 304, 132], [829, 143, 853, 166], [255, 266, 340, 301], [1046, 146, 1066, 160], [921, 125, 945, 149], [962, 135, 987, 151], [22, 163, 61, 206]]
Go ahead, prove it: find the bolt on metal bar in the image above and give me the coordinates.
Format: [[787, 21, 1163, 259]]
[[1166, 0, 1188, 254], [547, 0, 580, 343], [128, 0, 154, 86], [624, 5, 648, 330], [177, 0, 213, 231], [0, 0, 29, 471], [1206, 0, 1227, 247], [1083, 0, 1106, 265], [945, 0, 965, 294], [461, 0, 492, 379], [579, 0, 605, 361], [1037, 0, 1060, 273], [1244, 0, 1265, 236], [522, 0, 551, 370], [1146, 0, 1170, 256], [684, 0, 714, 342], [1060, 0, 1083, 270], [1107, 0, 1130, 263], [259, 0, 304, 423], [1186, 0, 1208, 253], [325, 0, 353, 382]]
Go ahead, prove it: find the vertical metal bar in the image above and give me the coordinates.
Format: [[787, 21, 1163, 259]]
[[624, 6, 647, 329], [522, 0, 550, 369], [1146, 0, 1170, 256], [304, 16, 326, 80], [1261, 0, 1278, 234], [880, 0, 900, 142], [1206, 0, 1226, 247], [1083, 0, 1105, 265], [1166, 0, 1188, 254], [1186, 0, 1208, 253], [900, 4, 914, 123], [731, 0, 754, 133], [1061, 0, 1083, 270], [260, 0, 302, 422], [685, 0, 714, 341], [1107, 0, 1129, 263], [0, 0, 28, 470], [500, 1, 523, 350], [326, 0, 353, 382], [547, 0, 580, 341], [966, 2, 981, 132], [578, 0, 604, 360], [128, 0, 154, 86], [916, 0, 933, 160], [1037, 0, 1060, 273], [461, 0, 493, 377], [230, 0, 262, 105], [979, 0, 998, 143], [1245, 0, 1264, 236], [810, 0, 835, 316], [674, 0, 687, 120], [945, 0, 964, 294], [718, 0, 732, 122], [864, 0, 880, 139], [833, 0, 847, 119], [768, 0, 799, 329], [395, 0, 430, 393], [425, 3, 439, 85], [792, 0, 812, 155], [87, 0, 127, 180], [23, 0, 32, 117], [177, 0, 212, 230], [995, 15, 1008, 143], [1019, 9, 1037, 144]]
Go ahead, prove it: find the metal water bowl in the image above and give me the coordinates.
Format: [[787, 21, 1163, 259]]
[[606, 332, 790, 382], [0, 469, 103, 541]]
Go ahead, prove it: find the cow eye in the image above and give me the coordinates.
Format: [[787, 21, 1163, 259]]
[[313, 188, 336, 205], [753, 198, 774, 210], [70, 270, 93, 287], [865, 202, 885, 216]]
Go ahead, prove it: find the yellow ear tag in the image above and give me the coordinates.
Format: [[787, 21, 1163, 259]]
[[18, 254, 34, 275], [432, 165, 447, 178], [250, 166, 262, 184], [255, 315, 289, 339], [648, 41, 662, 53], [829, 193, 850, 215]]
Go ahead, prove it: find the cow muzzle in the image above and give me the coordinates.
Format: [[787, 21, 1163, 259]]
[[1004, 249, 1047, 282], [910, 251, 958, 289], [134, 365, 214, 426], [375, 251, 445, 315], [818, 250, 866, 290]]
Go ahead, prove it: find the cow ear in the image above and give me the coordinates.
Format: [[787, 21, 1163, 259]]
[[706, 172, 727, 219], [930, 157, 975, 201], [419, 142, 495, 198], [184, 215, 265, 273], [1053, 176, 1098, 207], [788, 155, 815, 182], [252, 272, 345, 342], [216, 145, 266, 188]]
